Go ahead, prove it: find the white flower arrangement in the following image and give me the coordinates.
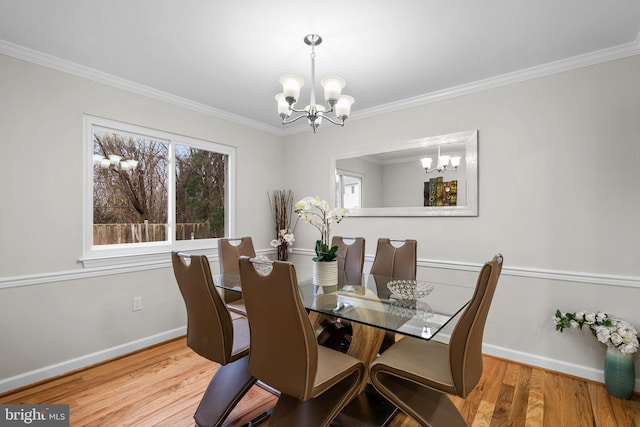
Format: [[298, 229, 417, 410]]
[[553, 310, 639, 355], [294, 196, 348, 262], [270, 229, 295, 250], [269, 190, 295, 261]]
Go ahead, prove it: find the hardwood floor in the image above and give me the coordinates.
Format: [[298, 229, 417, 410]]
[[1, 337, 638, 426]]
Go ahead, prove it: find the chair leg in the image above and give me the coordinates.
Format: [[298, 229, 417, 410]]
[[267, 370, 362, 427], [371, 372, 467, 427], [405, 388, 467, 427], [194, 356, 257, 427]]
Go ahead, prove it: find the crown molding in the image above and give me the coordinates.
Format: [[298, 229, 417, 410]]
[[352, 37, 640, 122], [0, 39, 284, 136], [1, 35, 639, 137]]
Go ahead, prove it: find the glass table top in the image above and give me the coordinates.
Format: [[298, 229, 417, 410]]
[[215, 270, 474, 341]]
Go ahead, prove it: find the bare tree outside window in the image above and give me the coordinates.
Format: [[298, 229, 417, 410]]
[[93, 130, 169, 244], [92, 129, 228, 245]]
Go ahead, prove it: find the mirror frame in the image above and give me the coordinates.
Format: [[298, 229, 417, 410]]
[[331, 130, 478, 217]]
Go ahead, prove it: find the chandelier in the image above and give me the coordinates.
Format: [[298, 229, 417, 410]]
[[275, 34, 354, 133], [93, 154, 139, 171], [420, 145, 461, 174]]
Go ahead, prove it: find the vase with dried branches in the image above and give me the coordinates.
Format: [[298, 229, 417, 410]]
[[268, 190, 295, 261]]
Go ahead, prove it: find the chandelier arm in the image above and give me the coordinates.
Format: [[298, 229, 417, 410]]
[[281, 114, 310, 125], [423, 165, 459, 174], [320, 115, 345, 126]]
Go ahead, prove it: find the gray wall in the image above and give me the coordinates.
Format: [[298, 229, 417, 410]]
[[283, 54, 640, 389], [0, 53, 284, 391], [1, 51, 639, 393]]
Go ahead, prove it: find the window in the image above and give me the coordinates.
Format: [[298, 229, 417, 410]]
[[83, 115, 235, 267], [336, 170, 362, 209]]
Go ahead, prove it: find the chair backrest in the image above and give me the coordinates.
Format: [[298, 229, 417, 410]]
[[449, 254, 503, 397], [171, 252, 235, 365], [239, 257, 319, 401], [332, 236, 365, 275], [218, 237, 256, 273], [370, 238, 417, 280]]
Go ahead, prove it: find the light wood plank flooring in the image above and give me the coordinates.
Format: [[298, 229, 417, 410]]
[[1, 337, 638, 426]]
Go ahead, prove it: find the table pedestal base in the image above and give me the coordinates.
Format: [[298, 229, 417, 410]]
[[331, 383, 398, 427]]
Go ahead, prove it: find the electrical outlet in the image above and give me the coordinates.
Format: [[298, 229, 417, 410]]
[[132, 296, 143, 311]]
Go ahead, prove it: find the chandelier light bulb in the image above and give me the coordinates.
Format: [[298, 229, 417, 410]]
[[335, 95, 354, 118], [275, 93, 291, 116], [420, 158, 433, 169], [320, 76, 346, 104], [279, 75, 304, 104], [127, 160, 139, 170]]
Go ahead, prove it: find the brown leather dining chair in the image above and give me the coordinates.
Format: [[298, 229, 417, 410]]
[[218, 237, 256, 315], [370, 238, 418, 352], [171, 252, 256, 427], [369, 254, 504, 427], [370, 238, 417, 284], [238, 256, 366, 427], [333, 236, 365, 278]]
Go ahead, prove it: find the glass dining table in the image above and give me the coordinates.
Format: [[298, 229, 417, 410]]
[[215, 269, 474, 342], [214, 266, 475, 427]]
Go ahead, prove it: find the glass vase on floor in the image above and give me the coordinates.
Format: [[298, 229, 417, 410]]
[[604, 346, 635, 399], [277, 244, 288, 261]]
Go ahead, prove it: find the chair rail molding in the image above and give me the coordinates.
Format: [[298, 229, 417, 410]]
[[292, 248, 640, 289], [1, 248, 638, 290], [0, 249, 274, 290]]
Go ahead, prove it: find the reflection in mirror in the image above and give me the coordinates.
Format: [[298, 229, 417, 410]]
[[336, 170, 363, 209], [333, 130, 478, 216]]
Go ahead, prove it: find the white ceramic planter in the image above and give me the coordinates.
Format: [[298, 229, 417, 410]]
[[313, 260, 338, 287]]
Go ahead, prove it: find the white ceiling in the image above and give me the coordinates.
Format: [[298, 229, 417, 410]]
[[1, 0, 639, 134]]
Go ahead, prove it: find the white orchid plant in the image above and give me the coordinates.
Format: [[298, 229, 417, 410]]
[[553, 310, 639, 355], [294, 196, 348, 262]]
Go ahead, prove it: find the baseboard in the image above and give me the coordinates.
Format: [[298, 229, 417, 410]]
[[0, 326, 186, 394], [3, 326, 637, 395], [482, 342, 640, 392]]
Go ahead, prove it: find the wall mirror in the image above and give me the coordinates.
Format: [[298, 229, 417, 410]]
[[332, 130, 478, 216]]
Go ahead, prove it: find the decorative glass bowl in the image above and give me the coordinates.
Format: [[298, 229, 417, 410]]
[[385, 299, 433, 320], [387, 279, 434, 300]]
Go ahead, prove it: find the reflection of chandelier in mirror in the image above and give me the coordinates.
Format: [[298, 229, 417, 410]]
[[275, 34, 354, 133], [420, 145, 461, 174], [93, 154, 139, 171]]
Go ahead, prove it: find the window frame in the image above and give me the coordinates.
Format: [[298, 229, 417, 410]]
[[81, 115, 236, 268], [336, 169, 364, 209]]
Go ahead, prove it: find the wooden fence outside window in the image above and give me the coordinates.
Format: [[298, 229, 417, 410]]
[[93, 221, 211, 245]]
